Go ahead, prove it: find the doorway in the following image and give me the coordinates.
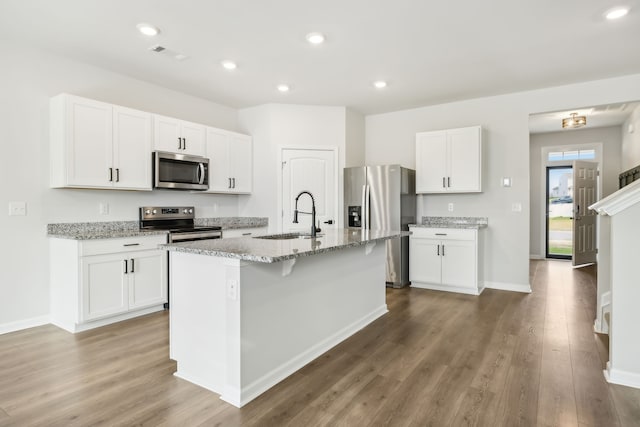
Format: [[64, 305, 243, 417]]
[[546, 166, 573, 259], [279, 147, 339, 233]]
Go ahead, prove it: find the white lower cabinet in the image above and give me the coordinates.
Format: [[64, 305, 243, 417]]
[[51, 235, 167, 332], [409, 227, 483, 295]]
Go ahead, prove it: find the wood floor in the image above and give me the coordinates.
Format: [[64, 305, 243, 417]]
[[2, 260, 640, 426]]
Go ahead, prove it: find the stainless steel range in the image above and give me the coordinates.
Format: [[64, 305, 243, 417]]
[[140, 206, 221, 309], [140, 206, 222, 242]]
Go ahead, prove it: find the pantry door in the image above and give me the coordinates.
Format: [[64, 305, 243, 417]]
[[280, 147, 338, 233]]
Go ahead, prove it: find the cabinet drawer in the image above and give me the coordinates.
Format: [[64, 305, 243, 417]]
[[222, 227, 267, 238], [410, 227, 476, 241], [80, 235, 167, 256]]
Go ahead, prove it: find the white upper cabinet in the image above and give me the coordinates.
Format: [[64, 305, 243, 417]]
[[416, 125, 482, 193], [153, 115, 206, 157], [50, 94, 152, 190], [113, 106, 152, 190], [205, 127, 252, 194]]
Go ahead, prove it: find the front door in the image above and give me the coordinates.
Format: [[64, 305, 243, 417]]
[[281, 148, 337, 233], [572, 160, 598, 267]]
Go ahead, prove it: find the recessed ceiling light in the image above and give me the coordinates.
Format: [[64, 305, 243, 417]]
[[605, 7, 630, 20], [277, 84, 290, 93], [373, 81, 387, 89], [136, 23, 160, 36], [221, 60, 237, 70], [306, 32, 325, 45]]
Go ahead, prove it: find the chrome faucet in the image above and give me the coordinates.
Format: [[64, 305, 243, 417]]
[[292, 191, 318, 237]]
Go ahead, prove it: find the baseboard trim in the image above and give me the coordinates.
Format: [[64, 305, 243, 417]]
[[484, 281, 532, 294], [604, 363, 640, 389], [222, 304, 389, 407], [0, 315, 50, 335], [529, 254, 544, 260], [410, 282, 482, 296], [593, 319, 608, 335], [51, 305, 165, 333]]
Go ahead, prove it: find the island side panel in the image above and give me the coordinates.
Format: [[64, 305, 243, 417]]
[[234, 242, 387, 406], [169, 252, 227, 394]]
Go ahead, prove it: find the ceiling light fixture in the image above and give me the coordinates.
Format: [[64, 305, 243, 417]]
[[277, 84, 290, 92], [373, 80, 387, 89], [605, 7, 630, 20], [136, 23, 160, 36], [562, 112, 587, 129], [221, 60, 237, 70], [306, 32, 325, 45]]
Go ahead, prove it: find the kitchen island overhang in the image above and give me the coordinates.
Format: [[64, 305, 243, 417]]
[[162, 229, 406, 408]]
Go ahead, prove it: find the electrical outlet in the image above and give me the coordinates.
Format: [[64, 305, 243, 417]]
[[99, 202, 109, 215], [511, 202, 522, 212], [8, 201, 27, 216], [448, 203, 454, 212], [227, 279, 238, 300]]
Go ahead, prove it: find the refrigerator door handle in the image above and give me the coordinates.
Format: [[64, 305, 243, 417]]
[[365, 184, 371, 230], [361, 184, 367, 229]]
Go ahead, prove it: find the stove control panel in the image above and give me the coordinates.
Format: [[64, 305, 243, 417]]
[[140, 206, 195, 220]]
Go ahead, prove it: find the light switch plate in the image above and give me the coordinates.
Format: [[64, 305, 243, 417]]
[[511, 202, 522, 212], [448, 203, 454, 212], [9, 201, 26, 216]]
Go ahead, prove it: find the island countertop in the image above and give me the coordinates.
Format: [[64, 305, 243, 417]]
[[161, 228, 407, 263]]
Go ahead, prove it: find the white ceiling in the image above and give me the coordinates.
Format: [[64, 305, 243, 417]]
[[1, 0, 640, 115]]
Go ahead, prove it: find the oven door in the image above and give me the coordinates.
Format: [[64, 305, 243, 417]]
[[154, 151, 209, 190]]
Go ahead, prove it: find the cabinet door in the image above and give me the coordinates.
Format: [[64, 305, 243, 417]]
[[416, 131, 448, 193], [128, 250, 167, 310], [229, 134, 252, 193], [205, 128, 232, 192], [113, 107, 152, 190], [66, 97, 113, 188], [180, 121, 206, 156], [409, 238, 441, 284], [447, 126, 482, 192], [81, 254, 128, 322], [153, 115, 182, 153], [440, 239, 476, 289]]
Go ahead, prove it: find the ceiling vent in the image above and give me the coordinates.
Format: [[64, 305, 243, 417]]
[[148, 45, 189, 61]]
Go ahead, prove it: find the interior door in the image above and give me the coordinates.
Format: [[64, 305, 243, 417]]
[[281, 148, 336, 233], [572, 160, 598, 266]]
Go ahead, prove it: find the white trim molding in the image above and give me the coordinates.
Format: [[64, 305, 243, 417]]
[[484, 281, 532, 293], [605, 362, 640, 389], [590, 179, 640, 216], [0, 315, 50, 335]]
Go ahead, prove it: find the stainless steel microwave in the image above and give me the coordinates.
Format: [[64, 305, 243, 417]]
[[153, 151, 209, 190]]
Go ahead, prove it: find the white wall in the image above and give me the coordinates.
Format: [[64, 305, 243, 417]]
[[366, 73, 640, 289], [0, 41, 241, 330], [621, 104, 640, 170], [529, 126, 622, 257], [345, 108, 365, 167], [238, 104, 348, 231]]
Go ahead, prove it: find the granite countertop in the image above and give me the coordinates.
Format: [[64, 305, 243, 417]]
[[161, 228, 408, 263], [47, 217, 269, 240], [409, 216, 488, 229]]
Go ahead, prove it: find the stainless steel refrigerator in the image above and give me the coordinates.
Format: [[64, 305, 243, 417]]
[[344, 165, 416, 287]]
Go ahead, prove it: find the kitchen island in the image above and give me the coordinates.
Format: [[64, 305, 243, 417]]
[[162, 228, 405, 408]]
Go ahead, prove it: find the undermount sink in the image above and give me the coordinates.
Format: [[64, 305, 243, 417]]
[[254, 232, 324, 240]]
